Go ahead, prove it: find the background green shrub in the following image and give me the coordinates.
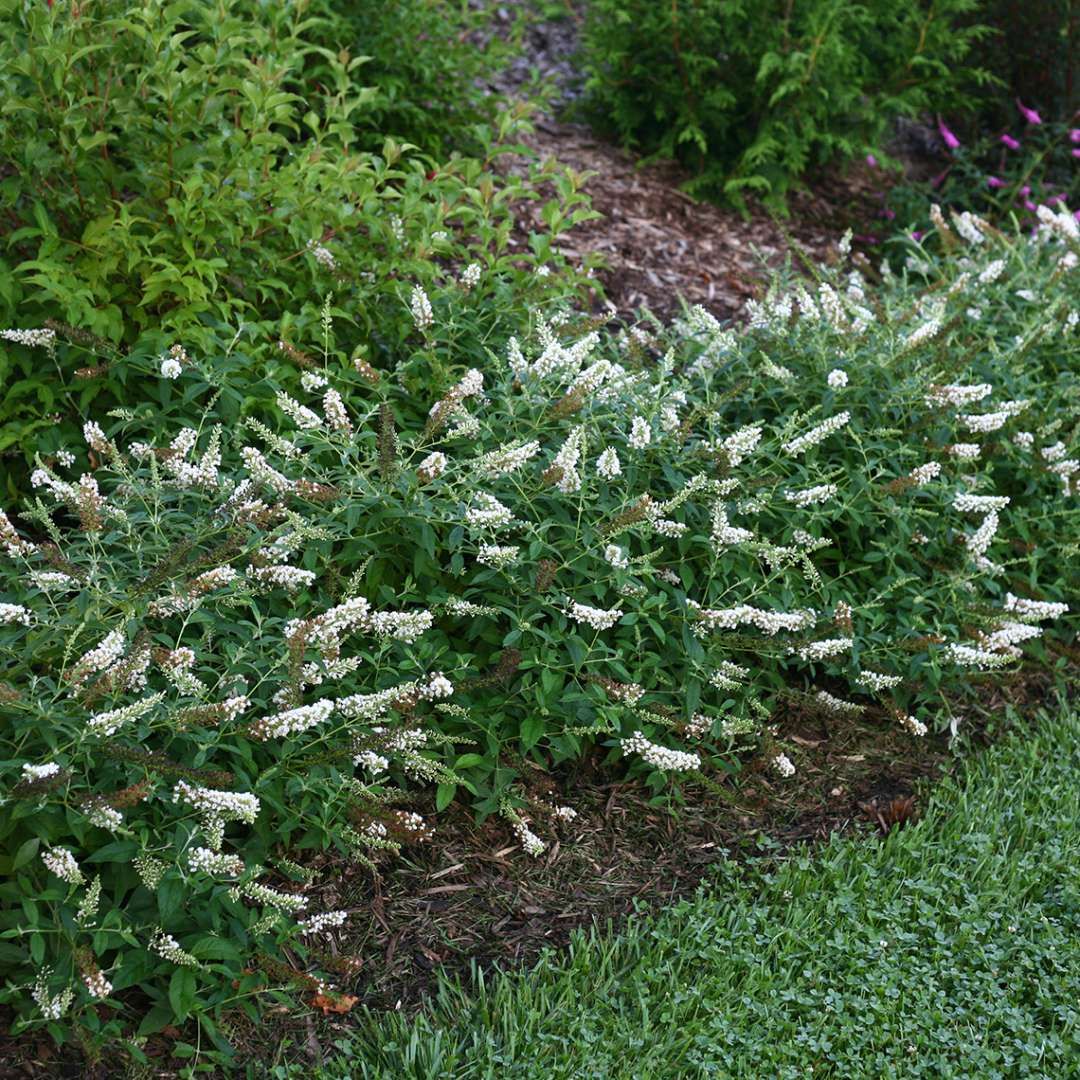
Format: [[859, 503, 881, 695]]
[[964, 0, 1079, 127], [0, 0, 596, 496], [1, 207, 1077, 1048], [577, 0, 994, 206]]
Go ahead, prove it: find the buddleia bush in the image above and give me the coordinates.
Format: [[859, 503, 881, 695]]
[[1, 206, 1078, 1048], [0, 0, 595, 493], [578, 0, 995, 207]]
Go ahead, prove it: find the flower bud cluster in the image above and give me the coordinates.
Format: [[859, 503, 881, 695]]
[[791, 638, 853, 661], [782, 412, 850, 455], [622, 731, 700, 772], [1004, 593, 1068, 621], [173, 781, 260, 825], [565, 602, 623, 631], [688, 600, 815, 636]]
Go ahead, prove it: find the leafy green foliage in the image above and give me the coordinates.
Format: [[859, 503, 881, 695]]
[[577, 0, 995, 207], [320, 692, 1080, 1078], [1, 208, 1077, 1046], [0, 0, 594, 495]]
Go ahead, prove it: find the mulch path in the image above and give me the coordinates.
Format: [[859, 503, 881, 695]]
[[488, 1, 892, 323]]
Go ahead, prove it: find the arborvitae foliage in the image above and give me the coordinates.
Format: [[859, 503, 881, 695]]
[[578, 0, 994, 208]]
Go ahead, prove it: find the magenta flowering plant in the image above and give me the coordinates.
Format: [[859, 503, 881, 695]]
[[885, 107, 1080, 242]]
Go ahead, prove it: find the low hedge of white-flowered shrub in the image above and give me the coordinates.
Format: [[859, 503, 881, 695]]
[[0, 204, 1077, 1045]]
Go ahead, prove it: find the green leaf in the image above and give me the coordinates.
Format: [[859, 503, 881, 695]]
[[11, 837, 39, 871], [168, 967, 198, 1022]]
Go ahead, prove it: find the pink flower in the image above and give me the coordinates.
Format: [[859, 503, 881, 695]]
[[1000, 134, 1021, 150], [1024, 200, 1037, 212], [1070, 129, 1080, 144], [937, 116, 961, 150], [866, 153, 879, 168], [1016, 99, 1042, 125], [911, 230, 923, 242], [1072, 148, 1080, 160], [1019, 185, 1032, 197], [1045, 194, 1065, 205], [987, 176, 1006, 189], [879, 207, 896, 221]]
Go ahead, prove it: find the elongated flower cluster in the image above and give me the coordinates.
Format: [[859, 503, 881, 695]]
[[953, 493, 1010, 512], [771, 753, 796, 778], [252, 698, 335, 740], [513, 820, 546, 857], [150, 930, 200, 968], [465, 493, 516, 531], [188, 847, 245, 876], [688, 600, 815, 636], [42, 847, 83, 885], [0, 603, 31, 625], [298, 910, 348, 935], [782, 412, 850, 455], [173, 781, 260, 825], [622, 731, 700, 772], [628, 416, 651, 450], [910, 462, 941, 485], [721, 425, 763, 466], [596, 447, 622, 479], [791, 638, 853, 661], [856, 670, 902, 691], [87, 692, 165, 737], [898, 714, 928, 737], [2, 327, 56, 349], [785, 483, 838, 508], [1004, 593, 1068, 621], [926, 383, 992, 408], [943, 643, 1011, 669], [814, 690, 864, 715], [0, 508, 33, 557], [565, 601, 622, 631], [32, 969, 73, 1020]]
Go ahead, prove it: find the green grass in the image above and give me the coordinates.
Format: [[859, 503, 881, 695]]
[[283, 692, 1080, 1079]]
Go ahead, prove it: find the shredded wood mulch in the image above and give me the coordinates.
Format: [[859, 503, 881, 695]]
[[505, 120, 887, 323]]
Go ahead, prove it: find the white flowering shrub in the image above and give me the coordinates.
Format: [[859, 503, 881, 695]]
[[0, 206, 1077, 1041]]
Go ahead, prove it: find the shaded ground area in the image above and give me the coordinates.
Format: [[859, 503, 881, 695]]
[[4, 671, 1053, 1078], [337, 688, 1080, 1079], [213, 670, 1056, 1077]]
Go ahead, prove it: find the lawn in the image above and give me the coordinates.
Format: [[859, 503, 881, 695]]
[[298, 690, 1080, 1079]]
